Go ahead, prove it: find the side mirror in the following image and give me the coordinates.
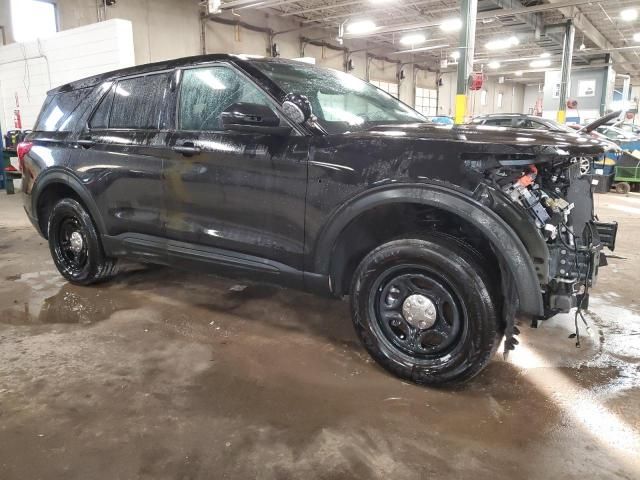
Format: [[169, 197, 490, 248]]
[[282, 93, 312, 124], [221, 102, 291, 135]]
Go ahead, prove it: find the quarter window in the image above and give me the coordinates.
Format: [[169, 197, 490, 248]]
[[178, 66, 274, 131], [34, 88, 92, 132], [109, 73, 170, 129]]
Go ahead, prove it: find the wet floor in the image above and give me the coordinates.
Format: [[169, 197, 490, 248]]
[[0, 192, 639, 480]]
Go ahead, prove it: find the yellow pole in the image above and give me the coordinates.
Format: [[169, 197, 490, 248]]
[[455, 94, 467, 125], [556, 110, 566, 124], [454, 0, 477, 125]]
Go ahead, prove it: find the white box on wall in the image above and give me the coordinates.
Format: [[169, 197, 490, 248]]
[[0, 19, 135, 131]]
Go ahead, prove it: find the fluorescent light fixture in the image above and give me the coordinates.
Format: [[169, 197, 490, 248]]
[[485, 36, 519, 50], [440, 18, 462, 32], [488, 61, 501, 69], [450, 51, 460, 60], [390, 44, 449, 54], [540, 52, 551, 58], [515, 71, 523, 77], [400, 33, 426, 45], [530, 59, 551, 68], [620, 8, 638, 21], [346, 19, 376, 34], [634, 32, 640, 42]]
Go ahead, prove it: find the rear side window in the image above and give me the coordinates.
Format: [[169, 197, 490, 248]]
[[34, 88, 91, 131], [108, 72, 170, 129], [484, 118, 513, 127]]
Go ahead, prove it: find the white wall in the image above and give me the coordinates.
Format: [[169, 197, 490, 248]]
[[522, 84, 544, 115], [436, 72, 525, 119], [57, 0, 201, 65], [0, 19, 135, 130]]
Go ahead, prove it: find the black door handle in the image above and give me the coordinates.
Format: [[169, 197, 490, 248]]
[[173, 142, 201, 156], [77, 138, 94, 148]]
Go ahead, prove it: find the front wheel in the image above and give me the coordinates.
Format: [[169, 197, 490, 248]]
[[48, 198, 118, 285], [350, 238, 502, 386]]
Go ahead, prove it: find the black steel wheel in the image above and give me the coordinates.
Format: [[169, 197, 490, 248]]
[[48, 198, 118, 285], [351, 237, 501, 385], [374, 268, 464, 358]]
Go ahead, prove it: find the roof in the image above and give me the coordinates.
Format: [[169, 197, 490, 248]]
[[47, 54, 308, 95]]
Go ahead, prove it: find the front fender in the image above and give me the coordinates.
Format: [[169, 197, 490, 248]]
[[314, 183, 544, 317]]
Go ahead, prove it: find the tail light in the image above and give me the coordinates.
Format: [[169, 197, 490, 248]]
[[16, 141, 33, 172]]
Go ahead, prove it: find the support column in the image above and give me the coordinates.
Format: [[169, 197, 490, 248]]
[[556, 20, 575, 124], [454, 0, 477, 125]]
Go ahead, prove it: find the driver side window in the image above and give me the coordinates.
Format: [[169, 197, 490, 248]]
[[178, 66, 274, 131]]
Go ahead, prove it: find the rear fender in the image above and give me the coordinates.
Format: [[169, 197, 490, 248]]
[[30, 168, 107, 236]]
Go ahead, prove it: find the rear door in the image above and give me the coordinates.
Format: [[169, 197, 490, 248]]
[[161, 63, 308, 271], [71, 72, 171, 257]]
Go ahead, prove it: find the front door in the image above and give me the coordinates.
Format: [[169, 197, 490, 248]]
[[162, 64, 308, 271]]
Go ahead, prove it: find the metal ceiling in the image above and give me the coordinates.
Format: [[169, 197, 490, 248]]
[[216, 0, 640, 83]]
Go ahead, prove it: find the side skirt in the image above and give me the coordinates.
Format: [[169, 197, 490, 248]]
[[102, 233, 332, 296]]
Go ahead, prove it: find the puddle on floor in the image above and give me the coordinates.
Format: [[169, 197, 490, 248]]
[[0, 270, 140, 325]]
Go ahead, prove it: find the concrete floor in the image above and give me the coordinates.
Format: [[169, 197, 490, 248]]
[[0, 192, 638, 480]]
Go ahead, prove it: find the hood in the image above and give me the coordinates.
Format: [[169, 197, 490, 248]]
[[355, 122, 609, 158]]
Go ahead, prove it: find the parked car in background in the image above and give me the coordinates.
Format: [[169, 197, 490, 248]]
[[469, 114, 574, 132], [19, 55, 617, 386], [471, 114, 618, 174], [596, 125, 640, 143], [615, 123, 640, 135]]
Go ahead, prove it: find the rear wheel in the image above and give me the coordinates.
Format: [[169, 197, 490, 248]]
[[48, 198, 118, 285], [350, 237, 501, 385]]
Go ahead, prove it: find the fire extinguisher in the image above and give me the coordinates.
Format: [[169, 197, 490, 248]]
[[13, 93, 22, 129]]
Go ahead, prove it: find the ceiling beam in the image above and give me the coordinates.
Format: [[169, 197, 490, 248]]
[[544, 0, 634, 72], [342, 0, 601, 39]]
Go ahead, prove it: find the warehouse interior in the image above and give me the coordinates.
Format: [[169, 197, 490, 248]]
[[0, 1, 639, 479]]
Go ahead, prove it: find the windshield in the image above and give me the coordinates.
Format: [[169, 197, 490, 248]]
[[597, 126, 637, 140], [544, 119, 575, 133], [252, 60, 426, 134]]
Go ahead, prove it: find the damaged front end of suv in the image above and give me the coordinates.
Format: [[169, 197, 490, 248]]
[[467, 129, 619, 350]]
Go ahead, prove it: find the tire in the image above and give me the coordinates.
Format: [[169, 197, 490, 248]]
[[48, 198, 118, 285], [350, 237, 501, 386], [614, 182, 631, 195]]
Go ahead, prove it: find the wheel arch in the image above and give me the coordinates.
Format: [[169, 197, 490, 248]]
[[314, 184, 544, 317], [31, 169, 107, 238]]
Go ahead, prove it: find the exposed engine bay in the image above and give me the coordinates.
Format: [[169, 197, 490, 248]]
[[493, 157, 618, 321]]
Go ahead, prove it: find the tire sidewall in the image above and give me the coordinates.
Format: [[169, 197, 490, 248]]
[[351, 239, 498, 385], [48, 198, 105, 285]]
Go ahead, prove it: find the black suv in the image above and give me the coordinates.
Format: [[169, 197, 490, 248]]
[[20, 55, 617, 385]]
